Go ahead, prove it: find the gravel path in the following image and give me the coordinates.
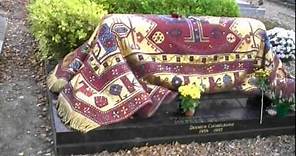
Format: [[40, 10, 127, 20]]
[[262, 0, 295, 31], [262, 0, 296, 77], [0, 0, 294, 156], [0, 0, 53, 155], [81, 136, 295, 156]]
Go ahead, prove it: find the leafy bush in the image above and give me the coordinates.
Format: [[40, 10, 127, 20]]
[[28, 0, 107, 60], [28, 0, 239, 60], [94, 0, 240, 17]]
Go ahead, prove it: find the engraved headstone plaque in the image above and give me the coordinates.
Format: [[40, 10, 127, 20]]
[[48, 92, 295, 155]]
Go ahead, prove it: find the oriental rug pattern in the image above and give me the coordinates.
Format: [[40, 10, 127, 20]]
[[47, 14, 295, 132]]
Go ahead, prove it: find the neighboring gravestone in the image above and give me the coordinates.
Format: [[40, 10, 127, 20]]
[[0, 15, 7, 54], [237, 0, 266, 17]]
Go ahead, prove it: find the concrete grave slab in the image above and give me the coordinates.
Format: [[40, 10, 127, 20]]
[[237, 0, 266, 17]]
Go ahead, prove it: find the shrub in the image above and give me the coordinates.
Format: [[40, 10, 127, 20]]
[[93, 0, 240, 17], [28, 0, 107, 60], [28, 0, 239, 60]]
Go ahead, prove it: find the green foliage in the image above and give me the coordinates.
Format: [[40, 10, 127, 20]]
[[273, 98, 293, 118], [93, 0, 240, 17], [179, 96, 199, 112], [255, 69, 271, 92], [28, 0, 107, 60], [269, 90, 295, 118], [28, 0, 239, 60]]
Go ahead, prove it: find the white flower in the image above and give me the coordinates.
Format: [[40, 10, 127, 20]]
[[266, 108, 277, 116], [267, 27, 295, 62]]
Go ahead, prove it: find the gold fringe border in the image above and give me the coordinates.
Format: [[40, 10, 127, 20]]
[[57, 94, 100, 133], [47, 65, 67, 93]]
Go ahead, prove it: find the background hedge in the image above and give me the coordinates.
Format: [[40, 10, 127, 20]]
[[28, 0, 240, 60], [95, 0, 240, 17]]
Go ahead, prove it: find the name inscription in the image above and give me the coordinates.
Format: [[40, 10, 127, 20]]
[[189, 122, 235, 134]]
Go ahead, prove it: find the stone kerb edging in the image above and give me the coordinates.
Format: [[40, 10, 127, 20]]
[[0, 15, 7, 55]]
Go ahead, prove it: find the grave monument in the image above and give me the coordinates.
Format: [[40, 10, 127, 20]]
[[47, 14, 295, 155]]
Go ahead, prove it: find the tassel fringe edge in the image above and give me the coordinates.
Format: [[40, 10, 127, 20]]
[[47, 65, 67, 93], [57, 94, 100, 133]]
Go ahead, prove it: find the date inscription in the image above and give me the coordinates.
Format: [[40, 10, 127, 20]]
[[189, 122, 235, 134]]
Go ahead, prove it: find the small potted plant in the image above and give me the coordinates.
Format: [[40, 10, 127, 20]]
[[276, 99, 291, 118], [178, 84, 204, 117], [271, 92, 295, 118]]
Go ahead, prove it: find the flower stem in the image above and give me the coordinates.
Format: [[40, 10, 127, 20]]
[[260, 90, 264, 124]]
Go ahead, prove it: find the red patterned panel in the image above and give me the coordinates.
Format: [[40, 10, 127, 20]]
[[120, 76, 136, 93], [94, 96, 108, 108], [146, 16, 241, 55]]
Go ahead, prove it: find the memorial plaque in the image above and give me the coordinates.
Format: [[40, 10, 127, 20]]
[[48, 92, 295, 156]]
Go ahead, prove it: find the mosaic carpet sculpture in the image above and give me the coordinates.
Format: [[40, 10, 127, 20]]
[[47, 14, 295, 133]]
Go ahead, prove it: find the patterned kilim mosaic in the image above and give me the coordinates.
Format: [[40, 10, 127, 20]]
[[47, 14, 295, 133]]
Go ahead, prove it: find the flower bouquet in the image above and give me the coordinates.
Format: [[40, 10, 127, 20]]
[[254, 68, 271, 124], [267, 27, 295, 63]]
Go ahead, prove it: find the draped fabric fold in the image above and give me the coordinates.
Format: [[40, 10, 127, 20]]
[[47, 14, 295, 133]]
